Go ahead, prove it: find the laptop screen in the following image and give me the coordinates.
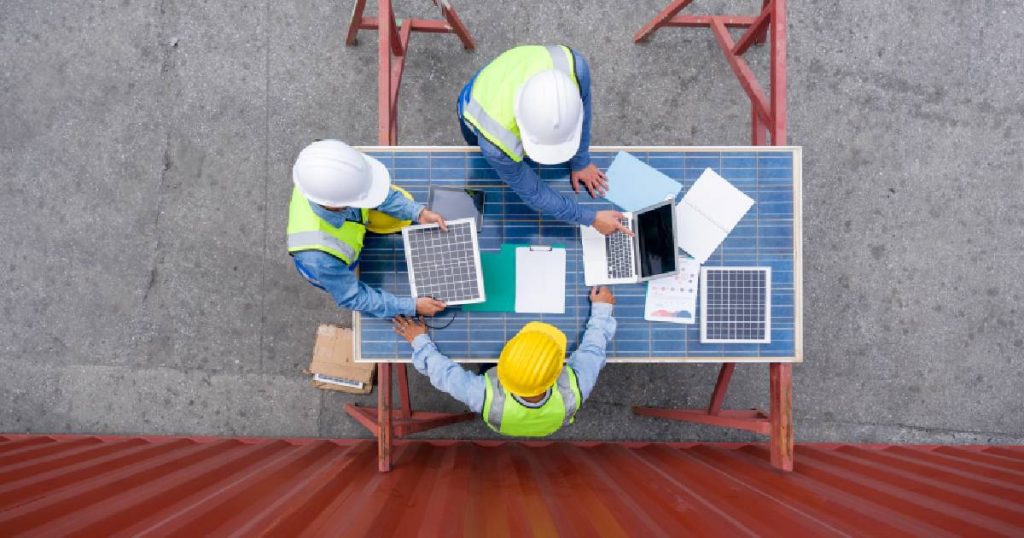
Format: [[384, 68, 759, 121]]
[[636, 202, 677, 278]]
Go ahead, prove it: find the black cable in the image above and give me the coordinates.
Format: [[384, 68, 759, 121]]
[[422, 308, 457, 330]]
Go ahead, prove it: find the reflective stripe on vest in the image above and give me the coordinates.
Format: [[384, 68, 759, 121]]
[[286, 186, 368, 265], [463, 45, 578, 162], [482, 367, 581, 437], [286, 231, 357, 261]]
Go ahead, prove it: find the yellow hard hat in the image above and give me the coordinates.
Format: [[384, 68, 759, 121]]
[[497, 322, 567, 397], [366, 185, 414, 234]]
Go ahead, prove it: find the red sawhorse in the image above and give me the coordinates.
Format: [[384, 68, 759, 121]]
[[346, 0, 475, 145], [631, 0, 795, 471], [344, 363, 476, 472], [343, 0, 477, 472]]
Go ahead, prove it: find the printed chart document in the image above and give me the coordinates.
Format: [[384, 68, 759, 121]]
[[675, 168, 754, 263], [645, 258, 701, 324], [603, 151, 682, 211], [515, 246, 566, 314]]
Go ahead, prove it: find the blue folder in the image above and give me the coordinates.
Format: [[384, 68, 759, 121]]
[[603, 151, 683, 211]]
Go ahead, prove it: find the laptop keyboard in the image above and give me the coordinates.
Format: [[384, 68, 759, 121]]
[[605, 218, 635, 279]]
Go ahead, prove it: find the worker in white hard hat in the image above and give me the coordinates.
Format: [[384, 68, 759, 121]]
[[458, 45, 631, 236], [287, 139, 448, 318]]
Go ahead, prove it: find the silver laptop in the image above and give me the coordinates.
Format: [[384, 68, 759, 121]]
[[581, 200, 679, 286]]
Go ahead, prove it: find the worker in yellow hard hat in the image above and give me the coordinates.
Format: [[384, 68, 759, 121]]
[[393, 287, 617, 437]]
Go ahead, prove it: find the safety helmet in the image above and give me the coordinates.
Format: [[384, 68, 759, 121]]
[[292, 139, 391, 208], [514, 69, 583, 165], [497, 322, 568, 397]]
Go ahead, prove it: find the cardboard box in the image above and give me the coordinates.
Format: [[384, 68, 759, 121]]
[[304, 324, 375, 394]]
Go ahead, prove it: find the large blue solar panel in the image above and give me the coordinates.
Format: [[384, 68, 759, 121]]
[[355, 147, 801, 363]]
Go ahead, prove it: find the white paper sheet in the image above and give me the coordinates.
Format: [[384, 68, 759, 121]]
[[675, 168, 754, 263], [515, 246, 566, 314], [644, 258, 701, 324]]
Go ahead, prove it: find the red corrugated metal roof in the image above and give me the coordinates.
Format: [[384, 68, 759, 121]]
[[1, 434, 1023, 536]]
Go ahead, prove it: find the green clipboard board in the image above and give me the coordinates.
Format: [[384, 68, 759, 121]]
[[462, 243, 521, 312]]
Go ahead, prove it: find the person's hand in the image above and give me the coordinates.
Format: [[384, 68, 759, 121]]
[[590, 286, 615, 305], [571, 164, 609, 198], [393, 315, 428, 343], [418, 209, 448, 231], [592, 210, 634, 236], [415, 296, 447, 316]]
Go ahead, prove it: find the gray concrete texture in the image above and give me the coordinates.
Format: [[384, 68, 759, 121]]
[[1, 0, 1022, 444]]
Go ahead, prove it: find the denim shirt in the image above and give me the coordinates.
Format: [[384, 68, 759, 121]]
[[291, 189, 424, 318], [459, 47, 598, 227], [408, 303, 617, 413]]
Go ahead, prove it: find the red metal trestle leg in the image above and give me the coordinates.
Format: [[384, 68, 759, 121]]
[[632, 0, 794, 471], [343, 1, 477, 472], [346, 0, 475, 145]]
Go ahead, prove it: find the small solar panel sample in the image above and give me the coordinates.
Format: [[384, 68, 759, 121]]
[[701, 267, 771, 343], [402, 218, 485, 305]]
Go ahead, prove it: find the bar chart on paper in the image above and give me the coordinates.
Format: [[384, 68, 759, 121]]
[[354, 147, 802, 363]]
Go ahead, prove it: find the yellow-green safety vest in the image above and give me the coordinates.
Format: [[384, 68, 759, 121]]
[[286, 186, 369, 265], [462, 45, 579, 162], [482, 367, 582, 437]]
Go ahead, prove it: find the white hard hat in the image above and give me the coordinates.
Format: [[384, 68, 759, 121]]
[[514, 69, 583, 165], [292, 139, 391, 208]]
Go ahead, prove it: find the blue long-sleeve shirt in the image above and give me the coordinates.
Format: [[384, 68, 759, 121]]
[[291, 189, 424, 318], [459, 47, 597, 227], [409, 303, 617, 413]]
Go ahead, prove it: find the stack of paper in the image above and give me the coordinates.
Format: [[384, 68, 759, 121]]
[[675, 168, 754, 263], [603, 151, 682, 211]]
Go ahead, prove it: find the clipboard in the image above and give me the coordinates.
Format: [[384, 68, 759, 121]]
[[515, 245, 566, 314], [462, 244, 518, 313]]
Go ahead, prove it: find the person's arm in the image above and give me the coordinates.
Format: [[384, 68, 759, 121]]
[[375, 188, 425, 221], [292, 251, 415, 318], [566, 289, 617, 402], [568, 49, 593, 174], [394, 317, 486, 413], [375, 186, 448, 230], [479, 137, 597, 226], [565, 50, 607, 199]]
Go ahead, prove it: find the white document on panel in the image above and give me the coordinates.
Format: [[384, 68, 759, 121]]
[[515, 246, 566, 314], [675, 168, 755, 263]]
